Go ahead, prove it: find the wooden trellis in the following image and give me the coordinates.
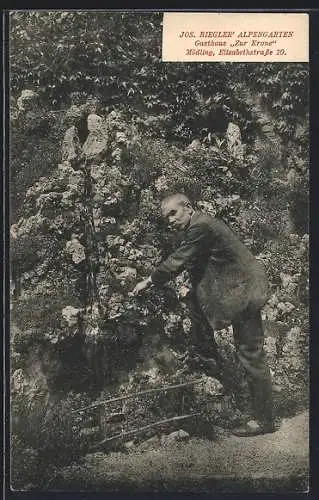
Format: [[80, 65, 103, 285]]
[[73, 378, 204, 449]]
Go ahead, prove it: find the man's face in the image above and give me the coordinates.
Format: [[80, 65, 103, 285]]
[[161, 199, 192, 230]]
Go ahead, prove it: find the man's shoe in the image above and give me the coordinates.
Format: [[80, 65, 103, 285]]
[[232, 420, 276, 437]]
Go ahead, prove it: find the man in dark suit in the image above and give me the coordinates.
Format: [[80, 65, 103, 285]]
[[132, 193, 276, 436]]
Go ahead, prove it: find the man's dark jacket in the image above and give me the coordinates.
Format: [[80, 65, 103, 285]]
[[151, 211, 269, 330]]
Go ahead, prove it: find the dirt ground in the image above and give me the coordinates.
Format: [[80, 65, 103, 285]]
[[53, 409, 309, 493]]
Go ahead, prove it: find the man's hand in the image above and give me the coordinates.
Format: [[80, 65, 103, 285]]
[[130, 277, 152, 296]]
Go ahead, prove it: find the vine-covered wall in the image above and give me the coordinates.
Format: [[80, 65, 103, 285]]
[[9, 11, 309, 490]]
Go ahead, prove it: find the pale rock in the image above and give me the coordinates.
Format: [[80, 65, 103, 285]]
[[26, 179, 48, 198], [16, 214, 45, 235], [289, 233, 300, 244], [105, 235, 125, 248], [10, 224, 19, 240], [11, 368, 27, 393], [87, 113, 103, 132], [123, 440, 135, 451], [182, 317, 192, 334], [111, 147, 122, 162], [62, 125, 81, 162], [100, 217, 117, 231], [83, 115, 108, 159], [246, 420, 261, 430], [229, 194, 241, 204], [178, 285, 191, 299], [277, 302, 295, 314], [62, 305, 82, 326], [139, 367, 160, 383], [108, 110, 121, 121], [264, 337, 277, 358], [163, 429, 190, 444], [187, 139, 201, 150], [195, 375, 224, 397], [65, 237, 86, 264], [287, 326, 302, 341], [36, 192, 62, 210], [115, 131, 127, 144], [280, 272, 298, 295], [302, 234, 309, 244], [226, 122, 244, 160], [17, 89, 39, 112], [32, 175, 59, 196], [102, 190, 124, 208]]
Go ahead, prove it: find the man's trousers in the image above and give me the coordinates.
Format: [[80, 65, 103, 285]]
[[186, 292, 274, 425]]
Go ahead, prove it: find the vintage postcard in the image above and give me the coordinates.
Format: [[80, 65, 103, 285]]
[[7, 10, 309, 493]]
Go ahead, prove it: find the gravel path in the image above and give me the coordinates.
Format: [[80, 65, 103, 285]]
[[55, 410, 309, 492]]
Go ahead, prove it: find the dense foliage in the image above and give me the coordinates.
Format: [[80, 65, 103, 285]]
[[9, 11, 309, 490], [10, 12, 307, 144]]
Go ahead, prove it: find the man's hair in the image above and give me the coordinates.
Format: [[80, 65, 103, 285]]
[[161, 193, 192, 209]]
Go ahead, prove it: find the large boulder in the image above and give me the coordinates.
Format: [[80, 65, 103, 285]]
[[61, 305, 83, 327], [62, 126, 82, 163], [226, 122, 244, 160], [65, 236, 86, 264], [82, 114, 109, 159]]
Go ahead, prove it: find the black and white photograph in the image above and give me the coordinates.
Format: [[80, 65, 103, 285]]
[[8, 10, 309, 493]]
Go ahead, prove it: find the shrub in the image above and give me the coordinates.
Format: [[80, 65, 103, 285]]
[[11, 388, 96, 489]]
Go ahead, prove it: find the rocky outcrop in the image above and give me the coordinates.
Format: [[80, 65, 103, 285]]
[[17, 89, 39, 112], [226, 122, 244, 161], [10, 98, 308, 491], [83, 114, 109, 159], [62, 126, 82, 163]]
